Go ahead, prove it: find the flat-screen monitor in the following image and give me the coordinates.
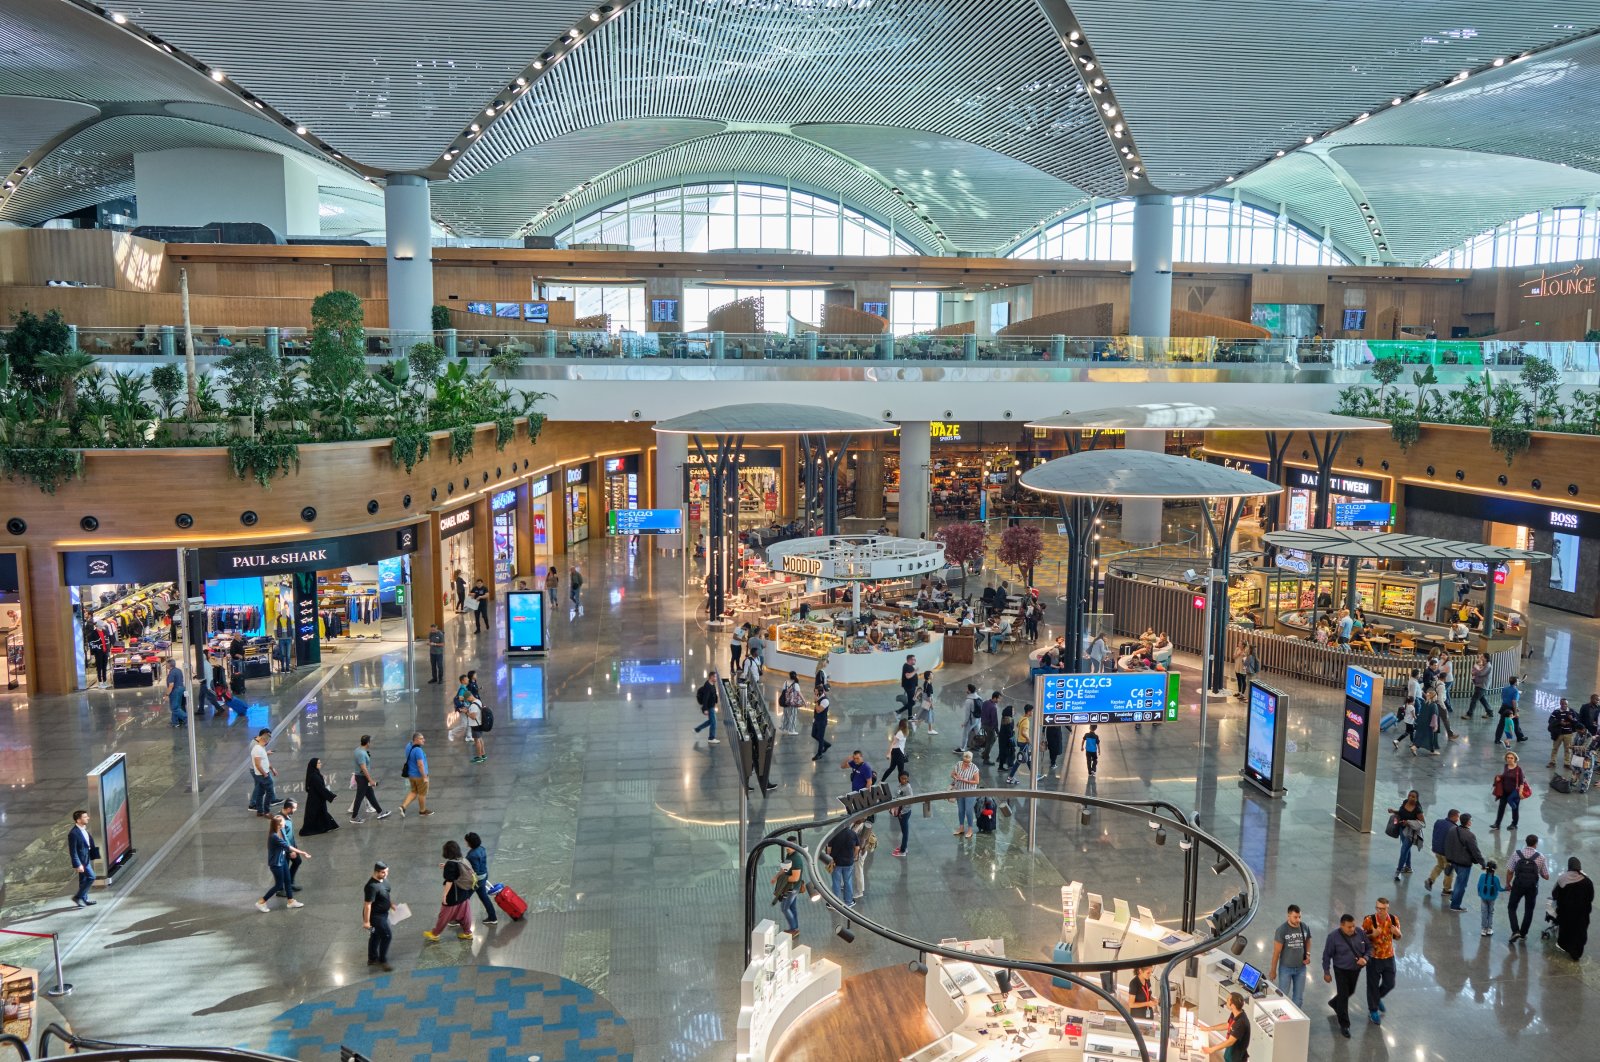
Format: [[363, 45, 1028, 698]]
[[494, 302, 521, 318], [1342, 309, 1367, 330], [1342, 666, 1375, 771], [1244, 682, 1282, 791], [506, 589, 547, 655], [1239, 963, 1262, 992], [651, 299, 679, 324], [90, 752, 134, 876], [466, 301, 492, 315], [524, 301, 550, 323], [862, 300, 888, 317]]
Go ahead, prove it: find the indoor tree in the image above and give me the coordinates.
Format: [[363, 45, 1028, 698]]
[[306, 289, 367, 428], [997, 523, 1044, 590], [934, 522, 987, 588], [3, 308, 71, 394]]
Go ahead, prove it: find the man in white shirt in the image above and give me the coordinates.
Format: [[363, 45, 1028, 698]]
[[248, 729, 279, 817]]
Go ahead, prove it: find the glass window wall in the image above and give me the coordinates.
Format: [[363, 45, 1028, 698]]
[[1008, 196, 1345, 265], [1428, 206, 1600, 268]]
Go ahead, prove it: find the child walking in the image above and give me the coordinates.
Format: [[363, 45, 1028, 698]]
[[1477, 859, 1503, 937], [1084, 724, 1101, 776]]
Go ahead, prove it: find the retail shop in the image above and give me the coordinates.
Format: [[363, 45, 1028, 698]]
[[688, 446, 783, 528], [602, 454, 641, 516], [439, 500, 480, 593], [491, 487, 519, 585], [0, 554, 24, 690], [565, 466, 592, 546], [528, 475, 556, 564], [1280, 467, 1388, 532]]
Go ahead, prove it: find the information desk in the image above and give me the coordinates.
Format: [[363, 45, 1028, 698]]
[[771, 607, 943, 684], [737, 919, 842, 1062]]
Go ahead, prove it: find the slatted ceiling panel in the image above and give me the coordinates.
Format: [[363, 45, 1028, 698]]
[[123, 0, 599, 169], [794, 124, 1091, 251], [464, 0, 1125, 195], [160, 101, 351, 159], [432, 118, 724, 238], [1316, 33, 1600, 175], [0, 0, 233, 105], [1232, 151, 1377, 262], [316, 186, 389, 239], [521, 131, 941, 250], [1330, 145, 1600, 264], [0, 115, 374, 226], [1069, 0, 1600, 192], [0, 96, 99, 178]]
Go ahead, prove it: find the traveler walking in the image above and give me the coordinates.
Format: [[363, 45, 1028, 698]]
[[1503, 834, 1550, 942], [422, 840, 476, 941], [426, 623, 445, 683], [1477, 860, 1503, 937], [1497, 676, 1528, 746], [997, 705, 1016, 775], [888, 721, 910, 779], [1391, 697, 1418, 754], [1551, 857, 1594, 959], [67, 809, 98, 908], [350, 735, 390, 822], [899, 654, 918, 718], [1088, 633, 1107, 673], [746, 627, 766, 675], [1415, 692, 1441, 756], [1044, 722, 1064, 778], [1386, 790, 1424, 881], [362, 861, 395, 971], [452, 569, 466, 612], [1548, 698, 1580, 767], [1269, 905, 1311, 1008], [545, 565, 558, 604], [951, 751, 980, 838], [891, 771, 914, 856], [955, 684, 982, 755], [248, 729, 279, 816], [1006, 705, 1035, 784], [568, 563, 584, 609], [255, 813, 308, 912], [1084, 724, 1101, 775], [779, 671, 804, 735], [1320, 914, 1371, 1038], [1361, 898, 1401, 1024], [1421, 688, 1447, 752], [914, 671, 938, 734], [694, 671, 721, 745], [280, 799, 305, 891], [1489, 751, 1528, 831], [300, 758, 341, 835], [824, 820, 861, 908], [398, 733, 432, 817], [470, 577, 489, 632], [1466, 655, 1493, 719], [978, 691, 1001, 764], [166, 663, 187, 727], [771, 842, 805, 937], [730, 624, 746, 672], [1579, 693, 1600, 738], [1444, 812, 1487, 912], [464, 831, 499, 925], [811, 691, 833, 760]]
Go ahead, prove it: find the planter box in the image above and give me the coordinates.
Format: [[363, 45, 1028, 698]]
[[262, 420, 309, 435], [165, 421, 230, 442]]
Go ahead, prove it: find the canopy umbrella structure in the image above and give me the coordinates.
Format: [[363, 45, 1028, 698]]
[[1262, 529, 1549, 640], [654, 404, 894, 622], [1028, 404, 1388, 534], [1020, 450, 1281, 696]]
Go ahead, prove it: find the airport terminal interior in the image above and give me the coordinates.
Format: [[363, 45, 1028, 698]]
[[5, 2, 1600, 1060]]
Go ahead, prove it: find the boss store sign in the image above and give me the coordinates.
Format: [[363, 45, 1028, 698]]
[[438, 504, 476, 538], [1407, 485, 1600, 539], [1288, 467, 1384, 499]]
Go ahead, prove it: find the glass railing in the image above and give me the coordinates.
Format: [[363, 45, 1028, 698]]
[[13, 327, 1600, 372]]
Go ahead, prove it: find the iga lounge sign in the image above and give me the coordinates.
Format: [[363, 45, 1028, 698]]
[[1521, 264, 1597, 298]]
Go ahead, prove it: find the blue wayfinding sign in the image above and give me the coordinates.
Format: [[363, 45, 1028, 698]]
[[1333, 502, 1394, 527], [607, 508, 684, 535], [1036, 672, 1182, 726]]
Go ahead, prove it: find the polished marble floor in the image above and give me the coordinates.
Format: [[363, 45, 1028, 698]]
[[1, 529, 1596, 1061]]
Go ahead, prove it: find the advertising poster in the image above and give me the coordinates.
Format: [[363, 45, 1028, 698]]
[[1417, 581, 1440, 622], [506, 590, 547, 655], [90, 752, 134, 875], [1341, 667, 1374, 771], [1245, 685, 1279, 786], [1550, 532, 1580, 593]]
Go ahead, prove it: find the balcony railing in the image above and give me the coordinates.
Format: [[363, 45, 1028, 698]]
[[12, 326, 1600, 372]]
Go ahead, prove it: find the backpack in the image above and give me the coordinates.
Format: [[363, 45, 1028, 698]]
[[478, 705, 494, 732], [400, 743, 415, 778], [451, 858, 479, 897], [1510, 851, 1541, 889], [781, 684, 802, 708]]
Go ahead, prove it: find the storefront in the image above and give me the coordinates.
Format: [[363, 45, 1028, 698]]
[[491, 487, 519, 585], [688, 447, 782, 529], [565, 466, 591, 546], [439, 502, 479, 600], [1405, 485, 1600, 616], [64, 550, 183, 691], [0, 554, 24, 690], [529, 475, 556, 562], [1282, 466, 1388, 532], [602, 454, 640, 516]]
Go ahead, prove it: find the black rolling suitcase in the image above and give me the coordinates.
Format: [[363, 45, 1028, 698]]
[[975, 797, 998, 834]]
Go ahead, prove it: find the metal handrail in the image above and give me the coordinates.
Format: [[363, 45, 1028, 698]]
[[0, 1032, 30, 1060], [36, 1025, 297, 1061]]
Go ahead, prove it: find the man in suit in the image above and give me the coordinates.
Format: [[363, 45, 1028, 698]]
[[68, 809, 98, 907]]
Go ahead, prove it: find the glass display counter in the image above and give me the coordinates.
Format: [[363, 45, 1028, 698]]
[[771, 608, 943, 684]]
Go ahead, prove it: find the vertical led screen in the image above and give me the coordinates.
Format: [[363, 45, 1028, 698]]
[[1244, 683, 1280, 790], [1342, 666, 1375, 771], [91, 752, 134, 875]]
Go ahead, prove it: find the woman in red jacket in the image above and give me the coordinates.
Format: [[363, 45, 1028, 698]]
[[1490, 751, 1528, 832]]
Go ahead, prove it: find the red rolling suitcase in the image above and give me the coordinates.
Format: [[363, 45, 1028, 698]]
[[489, 883, 527, 921]]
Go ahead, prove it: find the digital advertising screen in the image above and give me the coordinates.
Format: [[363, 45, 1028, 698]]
[[1550, 531, 1580, 593], [494, 302, 521, 318], [506, 589, 547, 655], [1342, 308, 1367, 330], [91, 752, 134, 875], [1341, 666, 1374, 771], [650, 299, 679, 324], [862, 300, 889, 317], [524, 301, 550, 322], [1037, 672, 1181, 726], [1243, 682, 1283, 792], [466, 301, 492, 315]]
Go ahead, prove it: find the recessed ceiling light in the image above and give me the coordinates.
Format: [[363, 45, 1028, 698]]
[[110, 11, 127, 23], [1068, 30, 1080, 41], [1082, 60, 1095, 71], [568, 28, 581, 39], [1454, 70, 1469, 81], [1492, 57, 1505, 67], [515, 77, 528, 86], [533, 60, 544, 70], [1225, 176, 1234, 183], [589, 10, 601, 20], [470, 123, 481, 132], [210, 69, 226, 81], [1275, 149, 1285, 156], [1092, 77, 1104, 87], [1304, 136, 1314, 144], [1391, 97, 1402, 106], [1131, 166, 1141, 174], [295, 125, 308, 135], [485, 107, 495, 115]]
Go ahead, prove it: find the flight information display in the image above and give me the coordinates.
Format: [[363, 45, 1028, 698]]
[[1037, 672, 1181, 726], [607, 508, 683, 535]]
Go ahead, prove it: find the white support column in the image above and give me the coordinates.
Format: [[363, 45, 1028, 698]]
[[385, 174, 434, 352], [1120, 432, 1165, 545], [1128, 194, 1175, 341], [655, 430, 688, 553], [898, 421, 931, 540]]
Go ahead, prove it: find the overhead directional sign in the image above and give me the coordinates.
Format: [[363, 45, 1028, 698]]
[[1035, 672, 1181, 726], [607, 508, 683, 536]]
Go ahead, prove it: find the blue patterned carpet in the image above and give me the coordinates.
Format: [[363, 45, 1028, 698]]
[[260, 965, 634, 1061]]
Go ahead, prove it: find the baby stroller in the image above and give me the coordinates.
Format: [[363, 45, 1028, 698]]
[[1540, 896, 1560, 941]]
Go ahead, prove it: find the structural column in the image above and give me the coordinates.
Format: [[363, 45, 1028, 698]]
[[1121, 432, 1165, 545], [385, 174, 434, 352], [855, 447, 885, 521], [898, 420, 931, 539], [1128, 193, 1174, 342], [655, 431, 688, 553]]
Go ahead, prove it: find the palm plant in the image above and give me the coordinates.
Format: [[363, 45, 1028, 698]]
[[33, 349, 98, 422]]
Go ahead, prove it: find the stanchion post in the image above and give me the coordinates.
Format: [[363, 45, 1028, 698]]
[[46, 932, 72, 996]]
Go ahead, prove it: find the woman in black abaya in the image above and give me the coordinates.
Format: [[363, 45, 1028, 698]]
[[1552, 856, 1594, 960], [299, 757, 341, 835]]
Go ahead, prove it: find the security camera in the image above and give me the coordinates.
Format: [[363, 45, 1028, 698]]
[[1002, 410, 1014, 420], [943, 409, 953, 418], [631, 409, 642, 419], [883, 410, 894, 419]]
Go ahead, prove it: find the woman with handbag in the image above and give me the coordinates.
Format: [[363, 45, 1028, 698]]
[[779, 671, 803, 735], [1490, 751, 1530, 831], [1386, 790, 1424, 881], [888, 720, 911, 778]]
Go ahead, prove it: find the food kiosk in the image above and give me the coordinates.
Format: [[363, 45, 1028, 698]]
[[771, 605, 944, 683]]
